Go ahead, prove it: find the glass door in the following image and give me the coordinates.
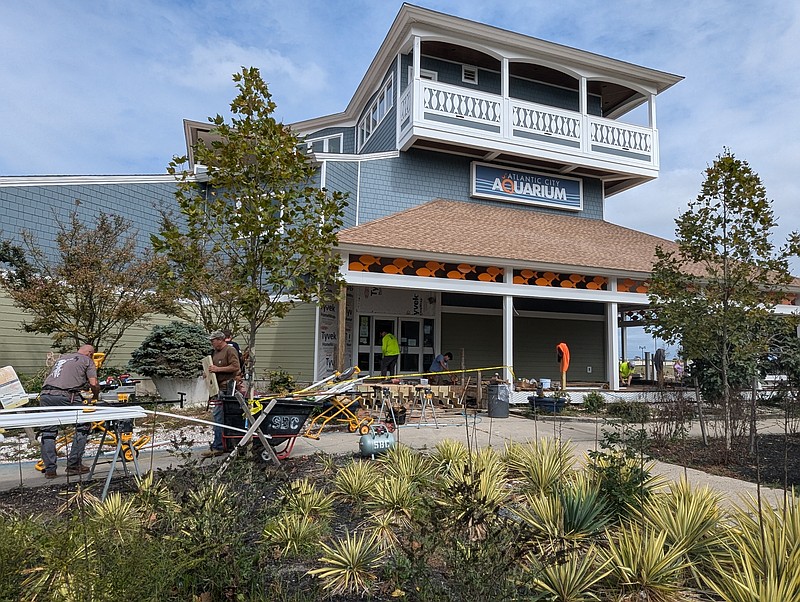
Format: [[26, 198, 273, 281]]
[[355, 315, 435, 376], [399, 319, 422, 373]]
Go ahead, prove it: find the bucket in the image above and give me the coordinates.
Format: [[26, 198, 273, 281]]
[[540, 378, 551, 389]]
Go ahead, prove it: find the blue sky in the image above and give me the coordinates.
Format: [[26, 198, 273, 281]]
[[2, 0, 798, 357]]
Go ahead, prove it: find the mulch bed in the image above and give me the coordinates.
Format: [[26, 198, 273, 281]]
[[648, 433, 800, 489]]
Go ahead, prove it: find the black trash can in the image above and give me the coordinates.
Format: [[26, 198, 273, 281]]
[[487, 384, 509, 418]]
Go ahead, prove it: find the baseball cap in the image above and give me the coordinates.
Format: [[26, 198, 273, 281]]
[[209, 330, 226, 340]]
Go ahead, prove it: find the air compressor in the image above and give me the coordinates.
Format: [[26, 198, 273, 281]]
[[359, 424, 396, 459]]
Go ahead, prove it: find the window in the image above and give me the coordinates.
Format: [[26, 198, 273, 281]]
[[305, 134, 343, 154], [407, 66, 438, 85], [462, 65, 478, 85], [357, 75, 395, 150]]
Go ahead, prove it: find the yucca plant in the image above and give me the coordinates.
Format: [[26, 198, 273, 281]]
[[706, 546, 800, 602], [434, 448, 510, 540], [134, 472, 180, 530], [642, 478, 725, 587], [22, 519, 98, 602], [600, 522, 688, 601], [366, 475, 419, 529], [528, 544, 611, 602], [378, 443, 434, 486], [333, 458, 379, 504], [430, 438, 470, 476], [308, 531, 385, 597], [88, 492, 142, 545], [366, 511, 400, 550], [519, 473, 610, 562], [705, 491, 800, 601], [262, 514, 329, 559], [504, 438, 575, 495], [278, 477, 336, 521]]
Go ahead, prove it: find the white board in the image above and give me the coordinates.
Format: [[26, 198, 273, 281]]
[[202, 357, 219, 397], [0, 366, 29, 409]]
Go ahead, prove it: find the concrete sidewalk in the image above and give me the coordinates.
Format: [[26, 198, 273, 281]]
[[0, 409, 788, 507]]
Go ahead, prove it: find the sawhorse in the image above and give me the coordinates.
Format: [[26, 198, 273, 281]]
[[215, 394, 280, 477], [88, 419, 142, 502], [412, 386, 439, 428]]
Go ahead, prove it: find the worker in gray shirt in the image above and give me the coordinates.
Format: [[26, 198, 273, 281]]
[[39, 344, 100, 478]]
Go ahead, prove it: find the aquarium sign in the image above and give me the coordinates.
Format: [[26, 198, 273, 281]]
[[471, 162, 582, 211]]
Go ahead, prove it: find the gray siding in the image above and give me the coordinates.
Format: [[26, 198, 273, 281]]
[[0, 182, 176, 257], [421, 56, 501, 95], [357, 65, 398, 155], [361, 104, 397, 154], [440, 311, 606, 384], [325, 161, 359, 228], [441, 313, 503, 370], [513, 316, 606, 383], [356, 149, 604, 224]]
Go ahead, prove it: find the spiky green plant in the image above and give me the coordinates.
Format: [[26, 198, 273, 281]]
[[87, 492, 142, 545], [518, 472, 610, 561], [642, 478, 725, 587], [262, 514, 329, 559], [434, 448, 510, 540], [378, 443, 434, 486], [22, 519, 98, 602], [367, 511, 400, 550], [431, 438, 470, 476], [503, 438, 575, 495], [279, 477, 335, 521], [333, 459, 379, 504], [600, 522, 688, 601], [366, 475, 419, 529], [704, 491, 800, 602], [528, 544, 610, 602], [308, 531, 385, 597]]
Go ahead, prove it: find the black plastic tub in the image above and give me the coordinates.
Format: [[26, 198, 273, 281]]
[[221, 396, 320, 449], [527, 395, 567, 413]]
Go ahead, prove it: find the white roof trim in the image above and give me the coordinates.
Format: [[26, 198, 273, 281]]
[[0, 174, 179, 188]]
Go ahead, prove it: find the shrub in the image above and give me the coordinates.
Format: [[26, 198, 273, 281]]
[[607, 400, 650, 422], [583, 390, 606, 413], [128, 321, 209, 379], [268, 368, 296, 394]]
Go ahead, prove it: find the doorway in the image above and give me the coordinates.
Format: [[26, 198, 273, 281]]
[[356, 316, 434, 375]]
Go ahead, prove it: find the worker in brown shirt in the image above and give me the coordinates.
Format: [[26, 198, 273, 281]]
[[203, 330, 240, 457]]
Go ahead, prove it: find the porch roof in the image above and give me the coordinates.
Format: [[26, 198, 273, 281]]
[[337, 199, 676, 276]]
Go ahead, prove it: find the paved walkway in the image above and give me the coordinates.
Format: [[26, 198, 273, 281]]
[[0, 409, 789, 508]]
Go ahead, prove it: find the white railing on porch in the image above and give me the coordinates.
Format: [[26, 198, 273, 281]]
[[399, 79, 656, 167]]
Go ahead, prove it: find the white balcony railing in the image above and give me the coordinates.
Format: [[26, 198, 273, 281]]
[[399, 79, 656, 170]]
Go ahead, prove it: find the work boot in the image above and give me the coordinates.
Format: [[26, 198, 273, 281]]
[[65, 464, 91, 476], [44, 470, 57, 479]]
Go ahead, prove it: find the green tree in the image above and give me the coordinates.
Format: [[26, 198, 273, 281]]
[[0, 211, 170, 359], [154, 66, 347, 382], [647, 149, 800, 450]]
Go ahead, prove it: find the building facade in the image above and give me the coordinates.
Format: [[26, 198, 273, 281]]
[[3, 5, 798, 388]]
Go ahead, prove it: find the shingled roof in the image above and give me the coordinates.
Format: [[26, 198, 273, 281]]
[[337, 199, 678, 275]]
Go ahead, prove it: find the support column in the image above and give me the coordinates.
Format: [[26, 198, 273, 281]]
[[336, 284, 347, 373], [503, 295, 514, 386], [413, 36, 420, 79], [606, 300, 620, 390]]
